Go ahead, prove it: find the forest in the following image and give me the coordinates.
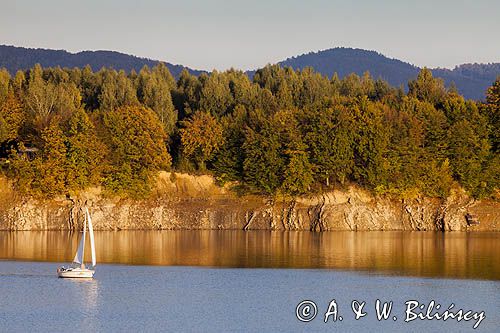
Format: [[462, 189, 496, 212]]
[[276, 47, 500, 100], [0, 63, 498, 199]]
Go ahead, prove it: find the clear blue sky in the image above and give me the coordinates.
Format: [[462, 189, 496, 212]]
[[1, 0, 499, 70]]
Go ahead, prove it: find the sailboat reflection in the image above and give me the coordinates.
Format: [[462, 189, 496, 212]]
[[62, 277, 100, 330]]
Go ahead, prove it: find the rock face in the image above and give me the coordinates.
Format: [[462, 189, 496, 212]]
[[0, 173, 498, 231]]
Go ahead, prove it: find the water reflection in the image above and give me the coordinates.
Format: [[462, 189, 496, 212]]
[[0, 231, 499, 280], [60, 277, 99, 330]]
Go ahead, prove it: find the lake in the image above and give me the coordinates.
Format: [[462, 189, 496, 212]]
[[1, 231, 499, 332]]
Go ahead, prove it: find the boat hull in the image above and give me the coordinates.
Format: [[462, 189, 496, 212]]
[[57, 267, 95, 278]]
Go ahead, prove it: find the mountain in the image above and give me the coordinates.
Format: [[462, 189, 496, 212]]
[[278, 48, 500, 100], [0, 45, 204, 78], [1, 45, 498, 100]]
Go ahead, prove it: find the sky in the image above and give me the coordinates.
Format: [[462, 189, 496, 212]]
[[1, 0, 499, 71]]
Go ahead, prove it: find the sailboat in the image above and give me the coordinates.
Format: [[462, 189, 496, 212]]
[[57, 207, 96, 278]]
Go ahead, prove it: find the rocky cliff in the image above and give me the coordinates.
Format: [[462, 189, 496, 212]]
[[0, 173, 498, 231]]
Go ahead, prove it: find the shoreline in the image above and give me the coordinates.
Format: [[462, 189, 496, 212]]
[[1, 172, 498, 232]]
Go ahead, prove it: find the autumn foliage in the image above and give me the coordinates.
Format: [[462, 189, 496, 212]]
[[0, 63, 498, 199]]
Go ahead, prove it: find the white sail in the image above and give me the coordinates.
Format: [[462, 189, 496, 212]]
[[73, 209, 87, 264], [86, 207, 96, 267]]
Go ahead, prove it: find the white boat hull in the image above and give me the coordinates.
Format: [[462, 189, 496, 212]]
[[57, 267, 95, 278]]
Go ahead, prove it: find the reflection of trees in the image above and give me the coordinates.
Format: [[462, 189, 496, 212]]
[[0, 231, 498, 279]]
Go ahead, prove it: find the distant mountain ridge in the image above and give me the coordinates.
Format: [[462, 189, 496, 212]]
[[279, 48, 419, 84], [0, 45, 204, 78], [0, 45, 498, 100], [278, 48, 500, 100]]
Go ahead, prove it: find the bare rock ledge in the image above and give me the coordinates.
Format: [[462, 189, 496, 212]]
[[0, 173, 498, 231]]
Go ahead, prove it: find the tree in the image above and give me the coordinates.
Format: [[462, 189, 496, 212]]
[[226, 69, 257, 108], [383, 105, 426, 195], [10, 121, 69, 197], [101, 105, 171, 196], [440, 94, 469, 123], [212, 105, 248, 182], [64, 108, 106, 190], [242, 109, 313, 196], [373, 78, 395, 101], [408, 68, 446, 105], [35, 121, 68, 196], [0, 92, 24, 141], [79, 65, 101, 111], [0, 68, 10, 106], [24, 64, 81, 129], [447, 120, 490, 195], [252, 87, 279, 114], [12, 70, 26, 97], [0, 115, 8, 143], [301, 102, 355, 186], [24, 65, 59, 126], [402, 97, 448, 160], [98, 69, 138, 112], [198, 71, 234, 118], [296, 67, 332, 108], [180, 111, 224, 170], [242, 122, 284, 195], [273, 109, 314, 195], [137, 64, 177, 135], [340, 73, 363, 97], [421, 159, 454, 198], [351, 98, 390, 188], [253, 65, 299, 109], [173, 69, 201, 119], [484, 77, 500, 152], [281, 147, 313, 196]]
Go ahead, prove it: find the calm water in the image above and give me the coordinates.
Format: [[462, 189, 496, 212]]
[[1, 231, 499, 332]]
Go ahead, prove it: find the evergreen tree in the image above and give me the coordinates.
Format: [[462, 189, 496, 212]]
[[173, 69, 201, 119], [447, 119, 491, 196], [212, 105, 248, 182], [484, 77, 500, 152], [80, 65, 101, 111]]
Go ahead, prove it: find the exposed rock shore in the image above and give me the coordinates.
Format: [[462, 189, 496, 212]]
[[0, 173, 498, 231]]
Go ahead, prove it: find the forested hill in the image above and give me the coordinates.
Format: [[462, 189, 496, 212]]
[[0, 58, 498, 200], [0, 45, 204, 78], [278, 48, 500, 100], [2, 45, 498, 100]]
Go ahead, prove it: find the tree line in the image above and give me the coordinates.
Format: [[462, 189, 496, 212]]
[[0, 63, 498, 199]]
